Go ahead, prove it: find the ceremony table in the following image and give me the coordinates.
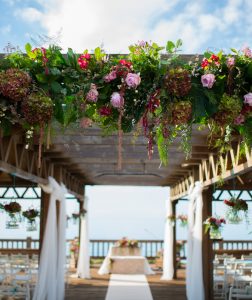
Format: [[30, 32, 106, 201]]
[[98, 246, 154, 275]]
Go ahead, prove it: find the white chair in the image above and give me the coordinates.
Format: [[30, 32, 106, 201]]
[[229, 285, 252, 300]]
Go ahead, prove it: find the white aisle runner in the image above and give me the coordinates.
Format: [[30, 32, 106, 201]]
[[105, 274, 153, 300]]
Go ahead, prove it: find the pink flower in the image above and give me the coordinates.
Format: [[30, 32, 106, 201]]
[[227, 57, 235, 68], [201, 74, 215, 89], [234, 114, 245, 125], [244, 93, 252, 106], [110, 92, 124, 108], [242, 46, 252, 58], [82, 53, 91, 60], [78, 57, 89, 69], [125, 73, 141, 88], [104, 70, 117, 82], [80, 118, 92, 128], [86, 84, 99, 103]]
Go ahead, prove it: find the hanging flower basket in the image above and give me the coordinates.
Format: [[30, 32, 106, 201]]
[[204, 216, 226, 240], [4, 202, 21, 229], [22, 208, 39, 231], [167, 214, 176, 226], [177, 215, 188, 227], [224, 197, 248, 224]]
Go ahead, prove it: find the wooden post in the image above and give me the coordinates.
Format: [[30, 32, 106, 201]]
[[39, 190, 50, 255], [202, 187, 214, 300], [172, 201, 177, 279]]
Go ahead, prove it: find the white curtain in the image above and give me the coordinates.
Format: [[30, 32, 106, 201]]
[[186, 181, 205, 300], [77, 197, 91, 279], [161, 190, 174, 280], [33, 177, 67, 300]]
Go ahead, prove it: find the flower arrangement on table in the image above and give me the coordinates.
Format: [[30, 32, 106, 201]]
[[177, 215, 188, 227], [224, 197, 248, 224], [204, 216, 226, 239], [115, 237, 139, 248], [1, 40, 252, 169]]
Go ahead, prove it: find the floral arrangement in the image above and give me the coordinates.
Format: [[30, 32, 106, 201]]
[[70, 238, 79, 254], [22, 208, 39, 222], [4, 201, 21, 214], [115, 237, 139, 248], [224, 197, 248, 223], [204, 216, 226, 239], [167, 214, 176, 224], [0, 40, 252, 167], [177, 214, 188, 227]]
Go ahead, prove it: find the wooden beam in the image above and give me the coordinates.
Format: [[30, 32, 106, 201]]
[[202, 187, 214, 300]]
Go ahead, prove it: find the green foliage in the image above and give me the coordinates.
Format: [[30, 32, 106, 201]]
[[0, 40, 252, 167]]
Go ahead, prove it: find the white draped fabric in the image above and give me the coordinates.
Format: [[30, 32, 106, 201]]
[[186, 181, 205, 300], [161, 190, 174, 280], [77, 197, 91, 279], [33, 177, 67, 300]]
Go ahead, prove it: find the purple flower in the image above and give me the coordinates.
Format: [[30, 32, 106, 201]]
[[110, 92, 124, 108], [201, 74, 215, 89], [226, 57, 235, 68], [104, 70, 117, 82], [138, 40, 147, 47], [86, 84, 98, 103], [242, 46, 252, 58], [234, 114, 245, 125], [125, 73, 141, 88], [244, 93, 252, 106]]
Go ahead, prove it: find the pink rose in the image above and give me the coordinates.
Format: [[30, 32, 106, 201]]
[[201, 74, 215, 89], [226, 57, 235, 68], [125, 73, 141, 88], [244, 93, 252, 106], [234, 114, 245, 125], [242, 46, 252, 58], [110, 92, 124, 108], [86, 84, 98, 103], [80, 118, 92, 128], [104, 70, 117, 82]]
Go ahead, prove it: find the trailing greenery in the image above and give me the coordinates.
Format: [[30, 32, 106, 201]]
[[0, 40, 252, 164]]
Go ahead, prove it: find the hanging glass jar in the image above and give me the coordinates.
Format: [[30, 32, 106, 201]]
[[26, 219, 37, 231], [226, 209, 243, 224], [209, 226, 222, 240], [6, 213, 19, 229]]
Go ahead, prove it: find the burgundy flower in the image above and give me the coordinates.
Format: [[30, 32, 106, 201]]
[[99, 106, 112, 116]]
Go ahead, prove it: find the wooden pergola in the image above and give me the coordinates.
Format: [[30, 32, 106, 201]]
[[1, 122, 252, 300]]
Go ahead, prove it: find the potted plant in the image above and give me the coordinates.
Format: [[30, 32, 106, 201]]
[[22, 208, 39, 231]]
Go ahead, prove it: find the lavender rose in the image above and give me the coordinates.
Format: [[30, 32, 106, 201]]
[[242, 46, 252, 58], [234, 114, 245, 125], [244, 93, 252, 106], [125, 73, 141, 88], [86, 84, 98, 102], [110, 92, 124, 108], [104, 70, 117, 83], [201, 74, 215, 89]]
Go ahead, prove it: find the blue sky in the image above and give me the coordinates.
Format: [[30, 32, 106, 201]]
[[0, 0, 252, 53]]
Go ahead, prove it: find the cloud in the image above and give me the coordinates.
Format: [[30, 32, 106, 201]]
[[0, 25, 11, 35], [14, 0, 251, 53], [16, 7, 43, 22]]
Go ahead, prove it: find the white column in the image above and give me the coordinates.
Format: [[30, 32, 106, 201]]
[[161, 189, 174, 280], [77, 197, 91, 279], [186, 182, 205, 300]]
